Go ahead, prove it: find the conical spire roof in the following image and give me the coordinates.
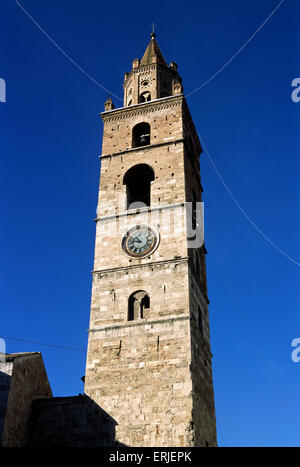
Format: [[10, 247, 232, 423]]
[[140, 33, 167, 66]]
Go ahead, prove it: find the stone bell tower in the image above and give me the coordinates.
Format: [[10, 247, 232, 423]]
[[84, 33, 217, 447]]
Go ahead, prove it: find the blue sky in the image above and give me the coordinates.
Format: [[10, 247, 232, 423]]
[[1, 0, 299, 447]]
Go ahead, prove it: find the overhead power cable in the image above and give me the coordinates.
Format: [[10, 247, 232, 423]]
[[1, 335, 86, 352], [198, 131, 300, 267], [186, 0, 286, 97], [12, 0, 123, 101], [12, 2, 296, 264], [13, 0, 286, 102]]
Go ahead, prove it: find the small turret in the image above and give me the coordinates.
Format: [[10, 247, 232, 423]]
[[104, 97, 115, 112]]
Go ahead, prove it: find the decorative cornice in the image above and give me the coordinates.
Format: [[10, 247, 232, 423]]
[[87, 314, 190, 334], [100, 94, 183, 123], [92, 256, 189, 276], [99, 138, 184, 159], [95, 202, 185, 222]]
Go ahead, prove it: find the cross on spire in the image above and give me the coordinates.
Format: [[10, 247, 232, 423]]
[[149, 22, 156, 38]]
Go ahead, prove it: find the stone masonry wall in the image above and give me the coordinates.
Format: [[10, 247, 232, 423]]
[[27, 394, 118, 447], [188, 270, 217, 447], [1, 353, 52, 447], [85, 260, 196, 446], [0, 362, 13, 446], [85, 87, 217, 446], [101, 96, 183, 156], [85, 314, 194, 447], [90, 259, 190, 329]]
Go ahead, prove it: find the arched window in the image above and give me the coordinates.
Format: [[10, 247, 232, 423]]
[[123, 164, 155, 209], [132, 122, 150, 148], [139, 91, 151, 103], [128, 291, 150, 321]]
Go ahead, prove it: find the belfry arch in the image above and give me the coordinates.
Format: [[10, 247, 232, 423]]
[[132, 122, 150, 148], [123, 164, 155, 209]]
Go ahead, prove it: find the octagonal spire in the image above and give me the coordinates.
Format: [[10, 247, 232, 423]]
[[140, 34, 167, 66]]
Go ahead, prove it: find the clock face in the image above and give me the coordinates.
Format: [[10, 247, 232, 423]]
[[122, 225, 159, 258]]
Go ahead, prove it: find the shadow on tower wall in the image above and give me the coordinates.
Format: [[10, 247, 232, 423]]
[[27, 393, 126, 447]]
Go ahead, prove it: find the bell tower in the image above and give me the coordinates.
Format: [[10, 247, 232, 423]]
[[123, 32, 183, 107], [84, 33, 217, 447]]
